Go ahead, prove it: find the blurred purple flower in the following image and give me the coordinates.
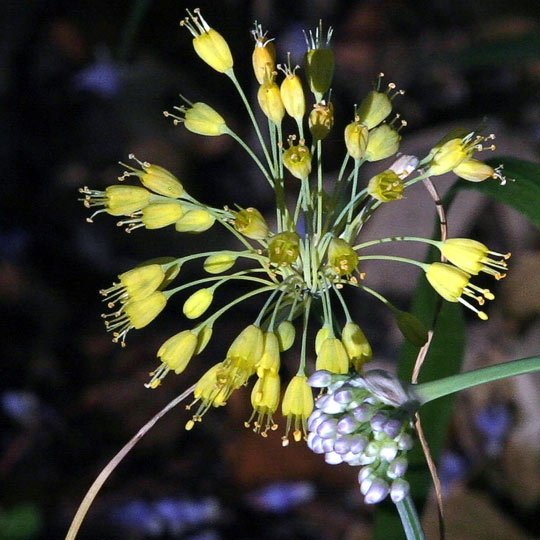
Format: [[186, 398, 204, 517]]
[[73, 48, 121, 98], [246, 481, 315, 513], [1, 391, 40, 427], [475, 403, 512, 456], [438, 450, 468, 495]]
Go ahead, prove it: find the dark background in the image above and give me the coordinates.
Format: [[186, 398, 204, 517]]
[[1, 0, 539, 539]]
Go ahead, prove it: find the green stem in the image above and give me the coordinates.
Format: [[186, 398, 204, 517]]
[[414, 356, 540, 405], [357, 254, 428, 270], [396, 496, 426, 540], [353, 236, 440, 251], [226, 70, 274, 173]]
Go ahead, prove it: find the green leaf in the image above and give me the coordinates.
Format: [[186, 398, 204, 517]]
[[373, 265, 465, 539], [456, 157, 540, 230]]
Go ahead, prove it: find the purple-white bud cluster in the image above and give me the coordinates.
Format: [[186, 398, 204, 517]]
[[307, 370, 414, 505]]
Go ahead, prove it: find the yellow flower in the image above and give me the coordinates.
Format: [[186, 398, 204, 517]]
[[234, 207, 269, 240], [257, 67, 285, 125], [281, 375, 314, 445], [145, 330, 199, 389], [184, 102, 227, 136], [140, 202, 184, 230], [226, 324, 265, 368], [194, 325, 213, 355], [316, 337, 349, 374], [256, 332, 281, 376], [280, 69, 306, 121], [79, 185, 151, 220], [453, 159, 497, 182], [100, 264, 165, 305], [251, 23, 276, 84], [309, 100, 334, 140], [342, 322, 372, 371], [364, 124, 401, 162], [103, 291, 167, 346], [440, 238, 510, 278], [425, 262, 492, 319], [315, 326, 331, 355], [175, 209, 215, 233], [282, 140, 312, 179], [367, 170, 404, 202], [328, 238, 358, 276], [268, 232, 300, 266], [356, 90, 392, 130], [344, 121, 369, 161], [183, 288, 214, 319], [181, 9, 233, 73], [247, 370, 281, 436], [119, 155, 184, 198]]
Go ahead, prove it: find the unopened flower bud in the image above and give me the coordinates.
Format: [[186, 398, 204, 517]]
[[390, 479, 410, 503], [203, 253, 237, 274], [315, 327, 331, 355], [183, 288, 213, 319], [396, 311, 429, 347], [364, 478, 390, 504], [367, 170, 404, 202], [175, 209, 215, 233], [140, 202, 184, 229], [257, 332, 280, 374], [234, 207, 269, 240], [307, 369, 333, 388], [195, 325, 213, 355], [387, 457, 408, 479], [276, 320, 296, 351], [280, 71, 306, 121]]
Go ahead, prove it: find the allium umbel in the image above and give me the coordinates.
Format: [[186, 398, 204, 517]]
[[80, 8, 510, 460]]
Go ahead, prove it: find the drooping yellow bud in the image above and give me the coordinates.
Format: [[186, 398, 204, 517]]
[[182, 9, 233, 73], [157, 330, 198, 373], [315, 326, 331, 355], [234, 207, 269, 240], [268, 232, 300, 266], [124, 291, 167, 329], [276, 320, 295, 352], [257, 68, 285, 125], [453, 159, 495, 182], [282, 141, 312, 179], [344, 121, 369, 161], [342, 322, 372, 371], [194, 325, 213, 355], [251, 23, 276, 84], [183, 288, 214, 319], [316, 337, 349, 374], [140, 202, 184, 229], [364, 124, 401, 162], [356, 91, 392, 130], [117, 264, 166, 303], [175, 210, 215, 233], [367, 170, 404, 202], [256, 332, 281, 375], [203, 253, 237, 274], [328, 238, 358, 276], [309, 101, 334, 140], [184, 102, 227, 136], [281, 375, 314, 444], [396, 312, 428, 347], [280, 71, 306, 121]]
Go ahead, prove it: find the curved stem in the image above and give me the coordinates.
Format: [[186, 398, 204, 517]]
[[414, 356, 540, 405], [65, 384, 196, 540]]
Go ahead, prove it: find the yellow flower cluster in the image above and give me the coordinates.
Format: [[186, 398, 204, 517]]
[[80, 9, 510, 445]]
